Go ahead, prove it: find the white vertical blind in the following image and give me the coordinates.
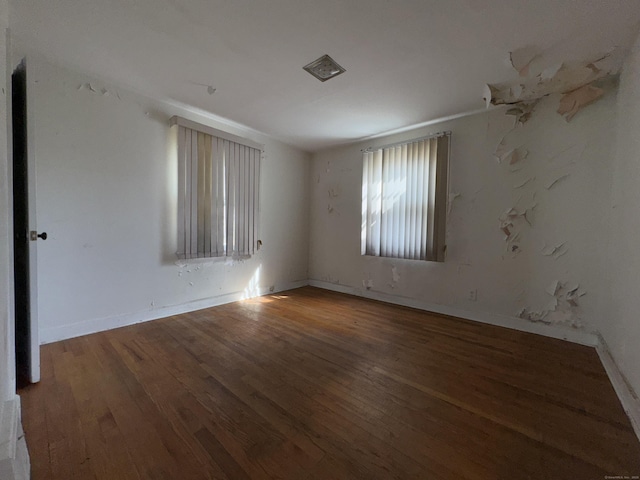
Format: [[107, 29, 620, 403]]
[[175, 122, 262, 259], [361, 134, 449, 262]]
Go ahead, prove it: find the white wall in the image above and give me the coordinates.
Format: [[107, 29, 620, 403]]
[[309, 84, 617, 336], [0, 0, 14, 402], [29, 57, 310, 343], [606, 32, 640, 397]]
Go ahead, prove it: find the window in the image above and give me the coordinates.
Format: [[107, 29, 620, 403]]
[[171, 116, 262, 259], [361, 133, 450, 262]]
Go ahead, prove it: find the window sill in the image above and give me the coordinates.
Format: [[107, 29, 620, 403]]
[[174, 254, 252, 267]]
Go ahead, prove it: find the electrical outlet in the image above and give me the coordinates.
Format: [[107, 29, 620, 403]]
[[469, 289, 478, 301]]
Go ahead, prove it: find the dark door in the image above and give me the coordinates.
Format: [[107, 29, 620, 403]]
[[13, 59, 31, 388]]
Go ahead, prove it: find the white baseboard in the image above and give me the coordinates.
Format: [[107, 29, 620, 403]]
[[0, 396, 30, 480], [596, 335, 640, 443], [40, 279, 309, 344], [307, 280, 599, 347]]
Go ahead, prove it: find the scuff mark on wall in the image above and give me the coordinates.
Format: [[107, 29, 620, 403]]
[[456, 259, 472, 275], [447, 192, 461, 215], [321, 275, 340, 284], [391, 266, 400, 283], [362, 278, 374, 290]]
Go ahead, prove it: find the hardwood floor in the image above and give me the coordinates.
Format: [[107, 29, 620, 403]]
[[19, 287, 640, 479]]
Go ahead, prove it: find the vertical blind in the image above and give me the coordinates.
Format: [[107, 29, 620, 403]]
[[361, 134, 449, 262], [174, 118, 261, 259]]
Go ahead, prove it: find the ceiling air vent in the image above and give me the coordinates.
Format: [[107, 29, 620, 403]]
[[303, 54, 345, 82]]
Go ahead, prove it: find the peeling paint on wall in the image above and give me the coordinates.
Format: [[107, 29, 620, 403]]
[[78, 82, 97, 93], [541, 242, 569, 259], [544, 172, 571, 190], [494, 135, 511, 161], [509, 45, 540, 77], [503, 148, 528, 166], [557, 84, 604, 121], [78, 82, 122, 100], [484, 47, 622, 123], [518, 280, 586, 328], [505, 101, 538, 125], [499, 204, 536, 258], [513, 176, 535, 189], [486, 55, 615, 106]]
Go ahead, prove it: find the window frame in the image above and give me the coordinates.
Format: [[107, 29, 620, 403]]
[[170, 116, 263, 260], [361, 132, 450, 262]]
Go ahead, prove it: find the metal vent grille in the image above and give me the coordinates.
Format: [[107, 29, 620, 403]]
[[303, 54, 346, 82]]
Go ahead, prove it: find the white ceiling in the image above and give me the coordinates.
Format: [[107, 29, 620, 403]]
[[10, 0, 640, 152]]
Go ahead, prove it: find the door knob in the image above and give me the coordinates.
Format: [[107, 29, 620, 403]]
[[29, 231, 47, 241]]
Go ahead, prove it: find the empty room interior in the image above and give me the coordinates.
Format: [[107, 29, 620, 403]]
[[2, 0, 640, 479]]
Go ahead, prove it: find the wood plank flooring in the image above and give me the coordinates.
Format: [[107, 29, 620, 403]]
[[19, 287, 640, 479]]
